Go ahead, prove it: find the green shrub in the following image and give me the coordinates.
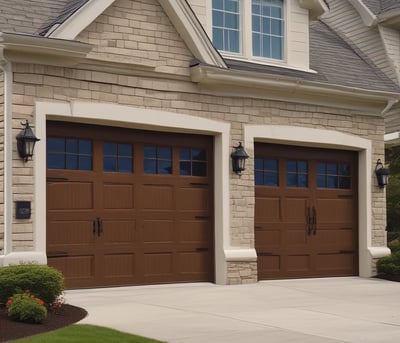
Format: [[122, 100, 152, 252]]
[[388, 240, 400, 254], [377, 251, 400, 276], [0, 264, 64, 306], [7, 291, 47, 323]]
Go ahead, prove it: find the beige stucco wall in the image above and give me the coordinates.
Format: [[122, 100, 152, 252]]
[[1, 0, 389, 283]]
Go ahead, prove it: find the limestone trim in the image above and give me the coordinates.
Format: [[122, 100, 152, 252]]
[[244, 124, 390, 278], [35, 101, 231, 284]]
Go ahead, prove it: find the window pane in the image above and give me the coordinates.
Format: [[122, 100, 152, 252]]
[[66, 155, 78, 170], [287, 173, 297, 187], [271, 19, 282, 35], [119, 144, 132, 157], [265, 159, 278, 170], [262, 35, 271, 57], [104, 143, 116, 156], [252, 15, 260, 32], [66, 139, 78, 153], [47, 138, 64, 153], [79, 156, 92, 171], [193, 149, 206, 161], [262, 18, 271, 34], [265, 173, 278, 186], [158, 147, 171, 159], [271, 36, 282, 59], [144, 160, 156, 174], [229, 30, 240, 52], [255, 158, 263, 170], [339, 163, 350, 176], [298, 161, 307, 173], [144, 146, 156, 158], [104, 157, 116, 172], [298, 174, 308, 188], [226, 0, 239, 12], [226, 13, 239, 29], [193, 162, 207, 176], [317, 175, 326, 188], [180, 148, 190, 160], [213, 28, 224, 50], [271, 6, 282, 18], [252, 1, 261, 14], [327, 176, 337, 188], [118, 157, 132, 173], [158, 160, 172, 174], [79, 140, 92, 154], [180, 161, 191, 175], [317, 162, 326, 174], [253, 33, 261, 56], [255, 171, 263, 185], [287, 161, 296, 172], [48, 154, 64, 169], [339, 177, 351, 189], [213, 0, 223, 10]]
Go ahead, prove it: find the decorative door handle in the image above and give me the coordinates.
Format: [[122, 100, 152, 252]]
[[312, 206, 317, 235], [306, 207, 312, 235], [96, 217, 103, 237], [93, 220, 96, 235]]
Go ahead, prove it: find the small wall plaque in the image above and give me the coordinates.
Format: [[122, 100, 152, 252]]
[[16, 201, 31, 219]]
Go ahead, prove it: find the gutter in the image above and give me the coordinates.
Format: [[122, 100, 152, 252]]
[[190, 64, 400, 114], [0, 32, 92, 65], [0, 48, 13, 261]]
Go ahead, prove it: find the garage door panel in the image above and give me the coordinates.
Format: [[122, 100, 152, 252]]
[[103, 184, 134, 209], [178, 220, 210, 244], [284, 198, 309, 222], [178, 251, 210, 278], [177, 188, 209, 210], [48, 255, 95, 279], [140, 185, 174, 210], [316, 253, 356, 273], [47, 182, 93, 210], [286, 227, 307, 245], [316, 199, 353, 223], [144, 252, 173, 277], [255, 197, 280, 221], [258, 255, 280, 276], [47, 220, 95, 246], [142, 220, 174, 243], [316, 228, 356, 251], [287, 254, 311, 272], [255, 227, 281, 247], [103, 253, 135, 278], [102, 220, 136, 244]]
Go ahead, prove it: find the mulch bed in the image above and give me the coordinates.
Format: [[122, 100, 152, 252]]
[[0, 304, 87, 342]]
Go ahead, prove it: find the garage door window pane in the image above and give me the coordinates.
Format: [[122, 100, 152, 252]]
[[286, 160, 308, 188], [180, 148, 207, 176], [144, 146, 172, 175], [103, 143, 133, 173], [317, 162, 351, 189], [255, 158, 278, 186], [47, 137, 92, 170]]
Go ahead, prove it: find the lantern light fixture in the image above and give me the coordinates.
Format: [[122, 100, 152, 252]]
[[375, 159, 389, 188], [231, 142, 249, 176], [16, 120, 40, 162]]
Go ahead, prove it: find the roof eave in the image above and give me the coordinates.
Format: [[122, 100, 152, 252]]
[[0, 32, 92, 65], [299, 0, 329, 21], [378, 9, 400, 29], [190, 64, 399, 115]]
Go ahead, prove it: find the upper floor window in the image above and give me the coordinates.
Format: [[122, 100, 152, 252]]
[[212, 0, 284, 61]]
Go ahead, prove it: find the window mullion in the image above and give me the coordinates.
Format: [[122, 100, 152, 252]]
[[242, 0, 251, 59]]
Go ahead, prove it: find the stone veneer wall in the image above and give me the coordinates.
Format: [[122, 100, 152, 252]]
[[0, 71, 4, 254], [6, 0, 388, 282]]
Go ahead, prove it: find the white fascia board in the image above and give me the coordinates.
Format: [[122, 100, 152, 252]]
[[298, 0, 329, 20], [48, 0, 115, 40], [378, 9, 400, 29], [158, 0, 226, 68], [190, 64, 400, 114], [347, 0, 377, 27]]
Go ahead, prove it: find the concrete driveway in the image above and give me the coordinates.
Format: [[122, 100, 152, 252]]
[[66, 277, 400, 343]]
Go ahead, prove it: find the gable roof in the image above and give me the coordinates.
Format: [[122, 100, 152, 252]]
[[0, 0, 398, 102]]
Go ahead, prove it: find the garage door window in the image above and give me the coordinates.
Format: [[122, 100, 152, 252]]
[[317, 162, 351, 189], [255, 158, 278, 186], [103, 142, 133, 173], [286, 160, 308, 187], [144, 146, 172, 174], [180, 148, 207, 176], [47, 137, 92, 170]]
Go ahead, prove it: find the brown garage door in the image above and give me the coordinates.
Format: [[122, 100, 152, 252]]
[[46, 121, 214, 288], [255, 143, 358, 279]]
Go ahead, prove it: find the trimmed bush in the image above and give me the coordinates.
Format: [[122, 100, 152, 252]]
[[388, 240, 400, 254], [0, 264, 64, 306], [377, 251, 400, 276], [7, 291, 47, 323]]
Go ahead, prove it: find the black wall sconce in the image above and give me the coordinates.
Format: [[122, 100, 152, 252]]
[[231, 142, 249, 176], [16, 120, 40, 162], [375, 159, 390, 188]]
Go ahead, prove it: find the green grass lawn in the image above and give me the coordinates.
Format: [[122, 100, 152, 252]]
[[11, 324, 166, 343]]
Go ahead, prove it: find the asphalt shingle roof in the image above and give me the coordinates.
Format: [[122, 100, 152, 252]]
[[0, 0, 398, 94], [361, 0, 400, 14], [0, 0, 87, 36], [226, 20, 400, 94]]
